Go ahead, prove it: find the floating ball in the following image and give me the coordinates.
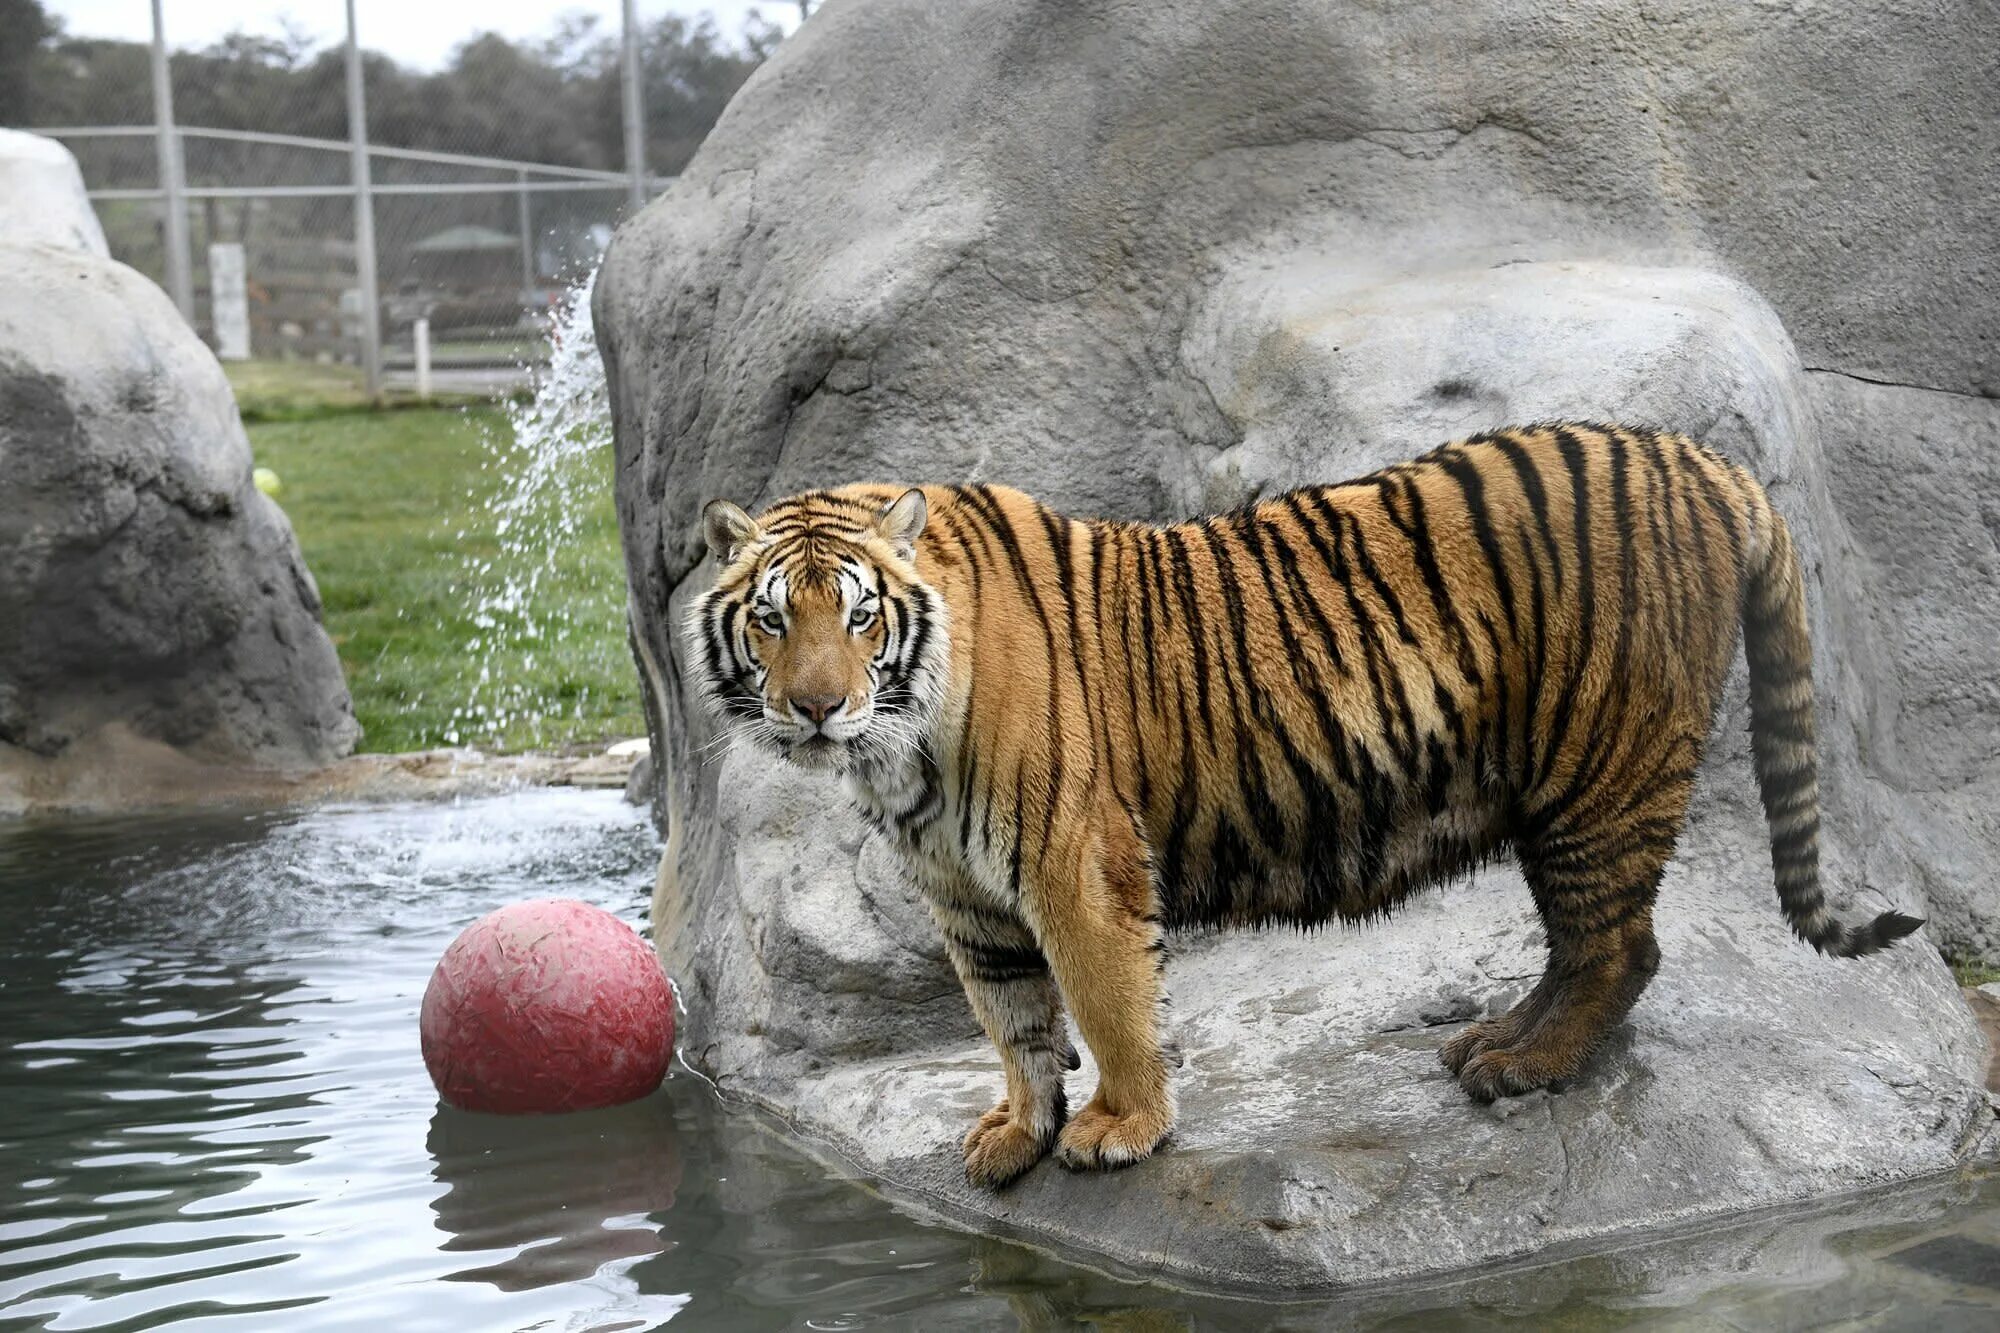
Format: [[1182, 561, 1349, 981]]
[[420, 898, 674, 1114], [253, 466, 281, 496]]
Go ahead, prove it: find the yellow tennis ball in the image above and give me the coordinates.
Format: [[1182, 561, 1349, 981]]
[[253, 466, 282, 496]]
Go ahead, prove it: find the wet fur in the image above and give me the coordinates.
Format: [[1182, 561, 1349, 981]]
[[685, 423, 1921, 1188]]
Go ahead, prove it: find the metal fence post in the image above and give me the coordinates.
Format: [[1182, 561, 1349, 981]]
[[345, 0, 383, 398], [621, 0, 646, 215], [150, 0, 194, 324], [515, 168, 534, 290]]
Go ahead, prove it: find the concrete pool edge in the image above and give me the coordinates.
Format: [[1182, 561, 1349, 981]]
[[0, 735, 647, 821]]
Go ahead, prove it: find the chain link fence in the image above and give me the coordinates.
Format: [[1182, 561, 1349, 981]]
[[10, 1, 785, 395]]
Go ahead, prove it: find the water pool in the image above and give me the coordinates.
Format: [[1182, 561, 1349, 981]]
[[2, 790, 1996, 1330]]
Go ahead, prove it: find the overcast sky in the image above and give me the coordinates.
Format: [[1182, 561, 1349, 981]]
[[46, 1, 800, 69]]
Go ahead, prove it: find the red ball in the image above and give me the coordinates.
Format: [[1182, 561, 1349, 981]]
[[420, 898, 675, 1114]]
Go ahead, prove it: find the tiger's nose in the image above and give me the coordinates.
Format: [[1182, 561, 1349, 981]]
[[792, 694, 845, 724]]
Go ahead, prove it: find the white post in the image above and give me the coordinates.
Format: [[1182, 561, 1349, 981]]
[[208, 242, 250, 359], [621, 0, 646, 215], [150, 0, 194, 323], [413, 317, 432, 399], [345, 0, 383, 398]]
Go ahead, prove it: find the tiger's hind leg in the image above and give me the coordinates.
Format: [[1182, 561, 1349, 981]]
[[1454, 777, 1687, 1103], [1439, 971, 1562, 1076]]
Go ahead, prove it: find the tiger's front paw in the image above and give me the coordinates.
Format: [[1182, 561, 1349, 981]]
[[1053, 1095, 1173, 1172], [962, 1100, 1053, 1189]]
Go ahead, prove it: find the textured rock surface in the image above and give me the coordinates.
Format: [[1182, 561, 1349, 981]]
[[741, 807, 1987, 1291], [1, 137, 357, 811], [1804, 376, 2000, 963], [599, 0, 2000, 1289]]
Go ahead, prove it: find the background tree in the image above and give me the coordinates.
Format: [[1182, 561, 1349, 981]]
[[11, 1, 776, 176], [0, 0, 58, 125]]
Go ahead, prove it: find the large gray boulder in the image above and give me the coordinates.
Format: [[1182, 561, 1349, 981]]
[[0, 128, 108, 257], [597, 0, 1999, 1289], [0, 135, 358, 814]]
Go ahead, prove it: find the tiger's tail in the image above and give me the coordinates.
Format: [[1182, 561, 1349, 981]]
[[1738, 485, 1922, 957]]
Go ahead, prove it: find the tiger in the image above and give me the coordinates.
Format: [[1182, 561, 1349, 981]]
[[685, 421, 1922, 1189]]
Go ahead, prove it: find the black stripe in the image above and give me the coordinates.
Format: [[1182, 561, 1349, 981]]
[[1436, 447, 1521, 640], [1532, 425, 1598, 792], [1040, 502, 1099, 790], [1493, 432, 1565, 597], [1679, 445, 1745, 563], [1244, 509, 1353, 759], [958, 485, 1068, 870], [1606, 427, 1639, 675], [935, 895, 1028, 936], [1277, 492, 1350, 674], [1667, 435, 1719, 610], [959, 741, 982, 849], [1328, 507, 1420, 772], [898, 591, 935, 705], [1134, 526, 1163, 711], [1161, 528, 1218, 742], [932, 502, 986, 596], [1209, 516, 1325, 852], [950, 937, 1050, 983], [1366, 476, 1483, 687], [1110, 529, 1150, 812], [1008, 761, 1026, 896], [1514, 526, 1548, 788], [1475, 609, 1516, 787], [1638, 431, 1687, 648], [1339, 507, 1419, 647], [1191, 521, 1289, 852]]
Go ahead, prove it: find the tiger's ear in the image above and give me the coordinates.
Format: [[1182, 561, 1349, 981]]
[[874, 488, 928, 560], [702, 499, 761, 564]]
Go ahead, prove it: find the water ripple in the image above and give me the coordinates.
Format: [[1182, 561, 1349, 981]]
[[5, 790, 1998, 1330]]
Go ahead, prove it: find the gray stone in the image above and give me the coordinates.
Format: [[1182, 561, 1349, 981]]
[[662, 744, 978, 1078], [598, 0, 2000, 1290], [622, 750, 654, 806], [1, 138, 357, 810], [1802, 375, 2000, 964], [0, 130, 108, 258]]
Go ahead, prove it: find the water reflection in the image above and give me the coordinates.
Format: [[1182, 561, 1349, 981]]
[[427, 1097, 683, 1290]]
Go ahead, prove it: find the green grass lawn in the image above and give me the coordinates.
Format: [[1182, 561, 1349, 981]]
[[248, 406, 641, 754]]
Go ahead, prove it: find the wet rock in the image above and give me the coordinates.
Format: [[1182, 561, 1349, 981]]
[[598, 0, 1999, 1289], [780, 810, 1987, 1290], [0, 135, 357, 813]]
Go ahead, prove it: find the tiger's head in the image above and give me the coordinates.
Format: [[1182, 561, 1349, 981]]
[[684, 487, 949, 773]]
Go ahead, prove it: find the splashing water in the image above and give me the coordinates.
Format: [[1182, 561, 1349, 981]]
[[444, 268, 631, 749]]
